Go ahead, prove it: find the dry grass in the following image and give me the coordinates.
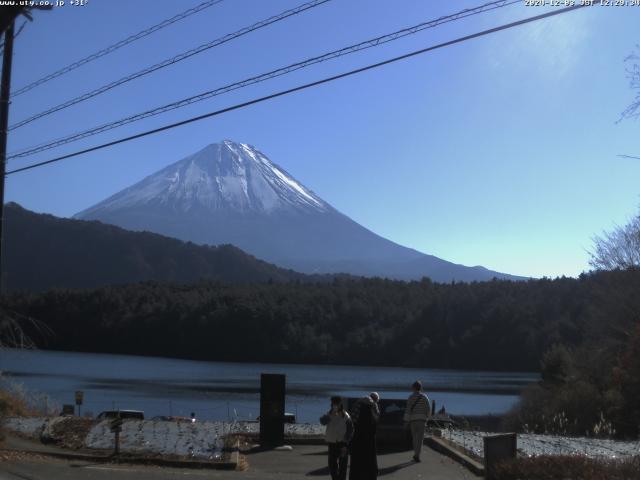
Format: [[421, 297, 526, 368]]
[[0, 450, 49, 462], [0, 375, 59, 417], [0, 385, 39, 418], [493, 455, 640, 480], [0, 386, 36, 445], [0, 376, 58, 445]]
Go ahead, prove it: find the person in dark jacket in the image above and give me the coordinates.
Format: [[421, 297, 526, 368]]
[[349, 392, 380, 480], [320, 396, 353, 480]]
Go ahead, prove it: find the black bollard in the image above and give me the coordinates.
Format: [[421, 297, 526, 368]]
[[484, 433, 517, 479], [259, 373, 286, 448]]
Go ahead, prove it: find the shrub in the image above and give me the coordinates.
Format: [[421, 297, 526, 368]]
[[0, 382, 34, 445], [0, 385, 36, 418], [493, 455, 640, 480]]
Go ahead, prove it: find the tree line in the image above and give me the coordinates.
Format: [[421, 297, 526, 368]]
[[1, 270, 634, 374]]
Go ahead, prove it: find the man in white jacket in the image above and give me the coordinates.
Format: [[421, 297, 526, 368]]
[[403, 381, 430, 462]]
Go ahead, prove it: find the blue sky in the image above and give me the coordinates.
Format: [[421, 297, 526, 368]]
[[5, 0, 640, 279]]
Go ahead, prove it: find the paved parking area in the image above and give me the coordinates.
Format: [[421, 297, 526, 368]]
[[0, 443, 479, 480]]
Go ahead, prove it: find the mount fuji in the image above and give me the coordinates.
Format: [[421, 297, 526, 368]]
[[75, 140, 521, 282]]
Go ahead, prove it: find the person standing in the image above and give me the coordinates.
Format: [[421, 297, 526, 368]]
[[320, 396, 353, 480], [403, 381, 430, 462], [349, 392, 380, 480]]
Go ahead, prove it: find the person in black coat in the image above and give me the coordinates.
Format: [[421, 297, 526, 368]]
[[349, 392, 380, 480]]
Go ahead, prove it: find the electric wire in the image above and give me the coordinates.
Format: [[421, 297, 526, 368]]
[[0, 20, 28, 55], [8, 0, 518, 160], [9, 0, 332, 131], [5, 2, 592, 176], [10, 0, 225, 98]]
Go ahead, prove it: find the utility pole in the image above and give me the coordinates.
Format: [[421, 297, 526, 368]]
[[0, 20, 15, 295], [0, 6, 51, 294]]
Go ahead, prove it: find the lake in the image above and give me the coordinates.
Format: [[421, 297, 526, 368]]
[[0, 349, 538, 423]]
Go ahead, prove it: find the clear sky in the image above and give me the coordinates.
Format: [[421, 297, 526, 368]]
[[4, 0, 640, 279]]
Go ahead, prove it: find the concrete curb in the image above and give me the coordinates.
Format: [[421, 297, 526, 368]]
[[425, 436, 485, 476], [285, 437, 325, 446], [0, 447, 109, 463], [0, 447, 239, 470]]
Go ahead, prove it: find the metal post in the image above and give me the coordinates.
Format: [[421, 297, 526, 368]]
[[0, 21, 15, 294], [112, 412, 122, 456], [114, 430, 120, 455]]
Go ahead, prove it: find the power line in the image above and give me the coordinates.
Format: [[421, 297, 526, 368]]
[[10, 0, 224, 98], [9, 0, 332, 131], [0, 20, 28, 55], [8, 0, 519, 160], [5, 2, 591, 177], [14, 20, 28, 38]]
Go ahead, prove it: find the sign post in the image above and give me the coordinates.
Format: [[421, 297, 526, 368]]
[[110, 415, 123, 456], [259, 373, 285, 448], [75, 390, 83, 417]]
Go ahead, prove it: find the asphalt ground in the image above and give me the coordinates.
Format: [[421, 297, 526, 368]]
[[0, 436, 479, 480]]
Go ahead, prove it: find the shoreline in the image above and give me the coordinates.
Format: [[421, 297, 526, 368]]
[[1, 347, 541, 376]]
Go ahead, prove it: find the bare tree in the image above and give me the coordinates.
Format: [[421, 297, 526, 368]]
[[0, 305, 51, 349], [590, 212, 640, 270], [620, 45, 640, 121]]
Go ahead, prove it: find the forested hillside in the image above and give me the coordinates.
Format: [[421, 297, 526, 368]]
[[2, 203, 314, 291], [5, 269, 638, 373]]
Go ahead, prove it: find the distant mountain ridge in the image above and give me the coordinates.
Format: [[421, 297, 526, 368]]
[[2, 203, 315, 292], [75, 140, 523, 282]]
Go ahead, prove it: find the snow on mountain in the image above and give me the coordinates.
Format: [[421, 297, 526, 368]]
[[75, 140, 523, 282], [78, 140, 327, 217]]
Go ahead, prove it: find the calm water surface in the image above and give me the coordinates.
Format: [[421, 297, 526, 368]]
[[0, 349, 538, 423]]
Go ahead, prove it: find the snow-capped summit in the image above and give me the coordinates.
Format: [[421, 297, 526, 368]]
[[76, 141, 523, 282], [78, 140, 327, 217]]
